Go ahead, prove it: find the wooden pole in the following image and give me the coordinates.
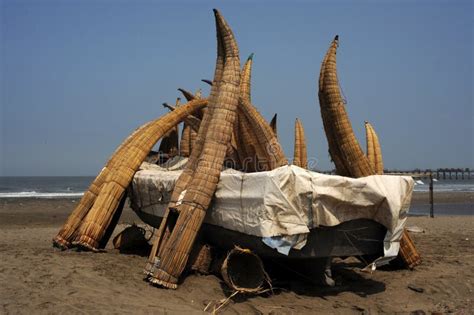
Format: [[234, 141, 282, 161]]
[[429, 173, 434, 218]]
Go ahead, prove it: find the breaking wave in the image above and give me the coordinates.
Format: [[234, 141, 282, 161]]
[[0, 191, 84, 198]]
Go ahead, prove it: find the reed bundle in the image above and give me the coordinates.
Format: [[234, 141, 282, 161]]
[[158, 124, 179, 160], [240, 98, 287, 170], [180, 123, 191, 157], [53, 98, 207, 250], [365, 121, 384, 175], [240, 53, 253, 103], [146, 9, 241, 289], [398, 230, 422, 269], [194, 89, 202, 99], [318, 36, 374, 178], [270, 113, 278, 136], [222, 53, 287, 172], [293, 118, 308, 169], [189, 243, 213, 275], [178, 88, 196, 102], [162, 101, 201, 159], [234, 54, 261, 171], [194, 53, 285, 173], [318, 37, 420, 268], [52, 121, 152, 249]]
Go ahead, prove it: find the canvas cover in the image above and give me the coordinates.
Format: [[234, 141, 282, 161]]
[[132, 160, 414, 262]]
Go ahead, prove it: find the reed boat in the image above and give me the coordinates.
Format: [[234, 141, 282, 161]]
[[53, 10, 421, 289], [130, 158, 414, 266]]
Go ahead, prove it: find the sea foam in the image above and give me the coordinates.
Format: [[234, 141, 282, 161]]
[[0, 191, 84, 198]]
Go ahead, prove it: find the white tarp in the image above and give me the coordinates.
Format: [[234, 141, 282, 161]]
[[131, 161, 414, 262]]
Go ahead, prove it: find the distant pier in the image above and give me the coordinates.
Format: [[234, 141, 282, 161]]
[[319, 168, 472, 180], [384, 168, 472, 180]]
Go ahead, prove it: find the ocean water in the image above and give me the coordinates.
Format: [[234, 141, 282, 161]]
[[0, 176, 93, 198], [0, 176, 473, 216], [413, 178, 474, 193], [409, 179, 474, 216]]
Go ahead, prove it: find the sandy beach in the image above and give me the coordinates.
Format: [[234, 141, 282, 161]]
[[0, 193, 473, 314]]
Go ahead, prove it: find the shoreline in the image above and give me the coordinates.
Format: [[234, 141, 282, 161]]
[[411, 191, 474, 204]]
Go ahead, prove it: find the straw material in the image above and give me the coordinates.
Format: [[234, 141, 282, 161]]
[[112, 224, 147, 251], [163, 101, 204, 158], [240, 53, 254, 103], [234, 54, 260, 171], [52, 98, 207, 250], [189, 127, 198, 154], [240, 98, 287, 170], [52, 120, 153, 249], [293, 118, 308, 169], [399, 230, 422, 269], [180, 123, 191, 157], [158, 124, 179, 160], [194, 89, 202, 99], [318, 36, 374, 178], [146, 9, 241, 289], [189, 243, 213, 275], [166, 101, 239, 166], [270, 113, 278, 137], [220, 247, 269, 293], [365, 121, 384, 175], [178, 88, 195, 101], [232, 52, 287, 171]]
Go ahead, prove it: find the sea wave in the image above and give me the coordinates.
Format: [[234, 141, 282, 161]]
[[413, 186, 474, 193], [0, 191, 84, 198]]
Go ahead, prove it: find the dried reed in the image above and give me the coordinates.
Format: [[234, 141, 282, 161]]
[[54, 98, 207, 251], [270, 113, 278, 137], [146, 9, 241, 289], [293, 118, 308, 169], [365, 121, 384, 174], [398, 230, 422, 269], [158, 124, 179, 160], [178, 88, 195, 101], [318, 36, 374, 178]]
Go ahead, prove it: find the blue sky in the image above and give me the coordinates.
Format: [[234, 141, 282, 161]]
[[1, 0, 472, 176]]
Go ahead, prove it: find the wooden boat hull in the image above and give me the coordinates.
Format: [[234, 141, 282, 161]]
[[133, 208, 386, 259]]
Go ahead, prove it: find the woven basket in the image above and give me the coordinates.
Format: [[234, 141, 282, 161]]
[[220, 247, 268, 293]]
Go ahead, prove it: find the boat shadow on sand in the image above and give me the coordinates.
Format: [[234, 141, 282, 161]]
[[211, 257, 386, 306]]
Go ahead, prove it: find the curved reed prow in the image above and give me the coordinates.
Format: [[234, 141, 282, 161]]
[[293, 118, 308, 169], [318, 35, 374, 178], [365, 121, 384, 175]]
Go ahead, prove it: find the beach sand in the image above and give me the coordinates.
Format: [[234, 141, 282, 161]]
[[0, 194, 473, 314]]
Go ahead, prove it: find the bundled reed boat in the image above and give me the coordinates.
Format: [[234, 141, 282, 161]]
[[130, 159, 413, 266], [53, 9, 419, 291]]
